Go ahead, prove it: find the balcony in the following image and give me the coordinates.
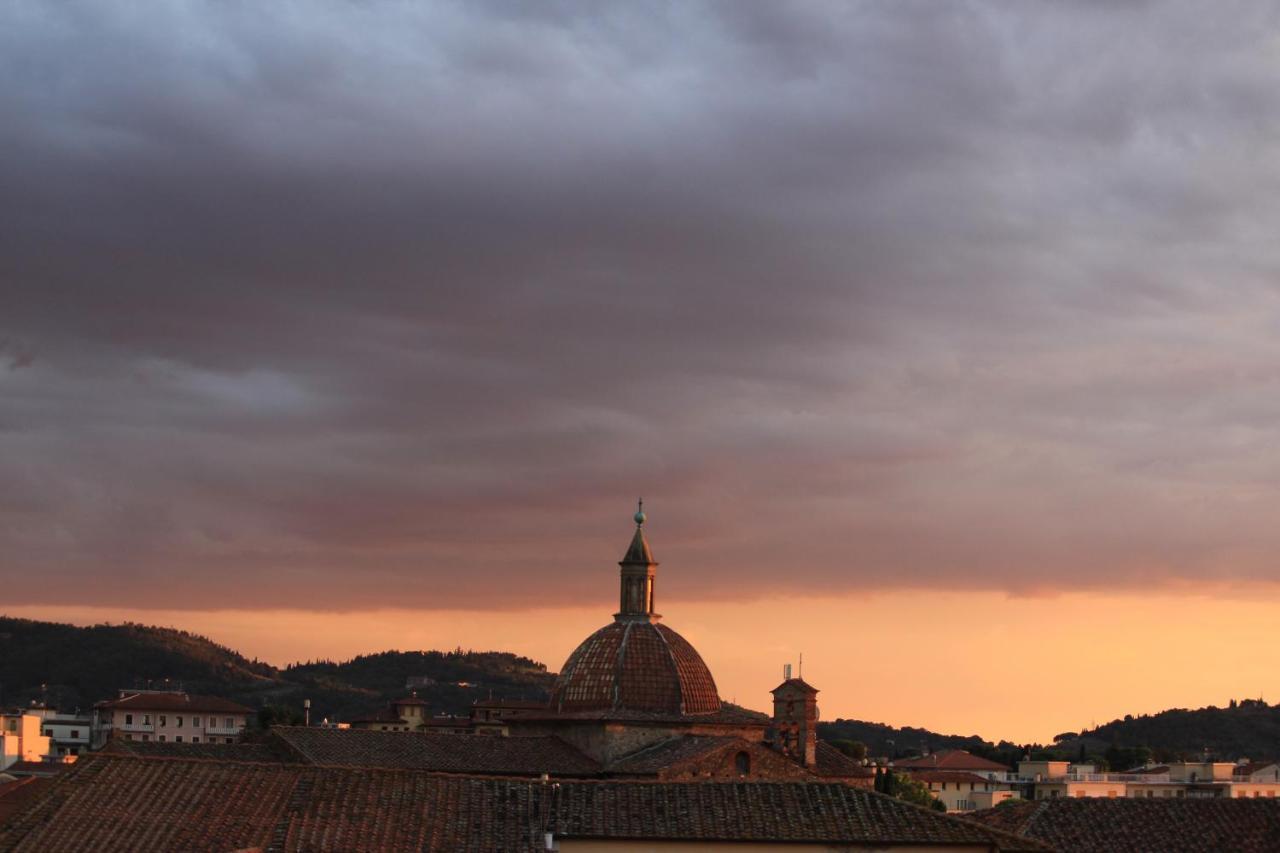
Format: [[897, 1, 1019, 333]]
[[117, 722, 156, 733], [204, 726, 241, 736]]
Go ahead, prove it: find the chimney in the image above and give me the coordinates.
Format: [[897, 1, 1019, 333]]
[[303, 699, 311, 727]]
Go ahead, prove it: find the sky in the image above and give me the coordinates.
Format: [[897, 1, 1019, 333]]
[[4, 1, 1280, 743]]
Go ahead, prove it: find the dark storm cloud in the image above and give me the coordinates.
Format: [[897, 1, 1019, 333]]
[[5, 1, 1280, 610]]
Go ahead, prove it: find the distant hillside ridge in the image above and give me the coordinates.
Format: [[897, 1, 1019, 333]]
[[0, 615, 277, 711], [818, 718, 1017, 764], [1057, 698, 1280, 762], [821, 698, 1280, 767], [0, 615, 554, 725]]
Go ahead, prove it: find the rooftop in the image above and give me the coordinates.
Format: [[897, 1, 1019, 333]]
[[813, 741, 876, 779], [966, 797, 1280, 852], [270, 726, 602, 777], [0, 752, 1048, 852], [94, 692, 253, 714], [549, 620, 722, 716]]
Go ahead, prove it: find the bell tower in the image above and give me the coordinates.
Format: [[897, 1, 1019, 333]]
[[616, 500, 660, 623], [771, 669, 819, 767]]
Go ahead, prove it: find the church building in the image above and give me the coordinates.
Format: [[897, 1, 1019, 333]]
[[497, 504, 872, 784]]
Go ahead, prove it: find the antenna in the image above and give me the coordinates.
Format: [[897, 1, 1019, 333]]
[[798, 653, 803, 679], [783, 663, 792, 680]]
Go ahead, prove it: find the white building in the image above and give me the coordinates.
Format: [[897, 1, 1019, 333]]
[[1021, 759, 1280, 801], [91, 690, 254, 748]]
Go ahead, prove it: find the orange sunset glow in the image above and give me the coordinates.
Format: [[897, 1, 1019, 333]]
[[10, 584, 1279, 745]]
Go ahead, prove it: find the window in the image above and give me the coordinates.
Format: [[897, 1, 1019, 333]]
[[193, 717, 201, 727], [125, 714, 133, 725], [225, 718, 234, 728], [735, 752, 751, 775], [176, 717, 183, 728], [125, 734, 134, 741], [143, 715, 151, 725], [142, 735, 150, 742], [159, 735, 166, 742], [175, 736, 183, 743], [192, 737, 199, 744], [71, 730, 79, 739], [159, 716, 167, 727], [225, 738, 233, 744]]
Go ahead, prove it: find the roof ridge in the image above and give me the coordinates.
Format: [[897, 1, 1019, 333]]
[[612, 620, 635, 710], [649, 620, 685, 714]]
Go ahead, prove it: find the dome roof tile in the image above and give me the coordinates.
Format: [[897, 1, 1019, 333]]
[[551, 622, 720, 716]]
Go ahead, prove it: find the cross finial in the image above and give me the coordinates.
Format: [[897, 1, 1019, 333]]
[[634, 498, 646, 526]]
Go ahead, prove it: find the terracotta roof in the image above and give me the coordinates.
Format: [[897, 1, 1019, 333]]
[[0, 753, 1048, 852], [813, 741, 876, 779], [606, 736, 744, 774], [0, 777, 47, 827], [551, 779, 1047, 850], [609, 736, 817, 781], [908, 770, 1000, 784], [895, 750, 1011, 772], [549, 620, 721, 715], [0, 763, 64, 777], [965, 797, 1280, 852], [95, 692, 253, 714], [105, 738, 286, 763], [772, 676, 820, 694], [269, 726, 601, 776]]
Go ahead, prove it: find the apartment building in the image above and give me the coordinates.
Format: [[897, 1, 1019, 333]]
[[1023, 759, 1280, 801], [91, 691, 253, 748]]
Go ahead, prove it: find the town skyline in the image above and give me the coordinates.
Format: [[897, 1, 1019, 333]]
[[7, 2, 1280, 752]]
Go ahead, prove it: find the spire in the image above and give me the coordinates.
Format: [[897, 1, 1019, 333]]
[[616, 500, 660, 622]]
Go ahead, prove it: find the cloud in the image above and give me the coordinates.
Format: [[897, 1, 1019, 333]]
[[4, 1, 1280, 610]]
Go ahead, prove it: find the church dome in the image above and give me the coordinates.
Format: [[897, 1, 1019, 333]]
[[549, 620, 721, 715], [549, 504, 721, 716]]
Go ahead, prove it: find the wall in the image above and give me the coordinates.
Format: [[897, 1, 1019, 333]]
[[0, 715, 52, 770], [108, 710, 248, 744], [515, 719, 766, 766]]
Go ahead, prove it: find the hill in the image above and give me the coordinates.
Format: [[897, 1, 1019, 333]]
[[820, 698, 1280, 769], [0, 615, 554, 724], [1053, 698, 1280, 763], [818, 718, 1024, 766]]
